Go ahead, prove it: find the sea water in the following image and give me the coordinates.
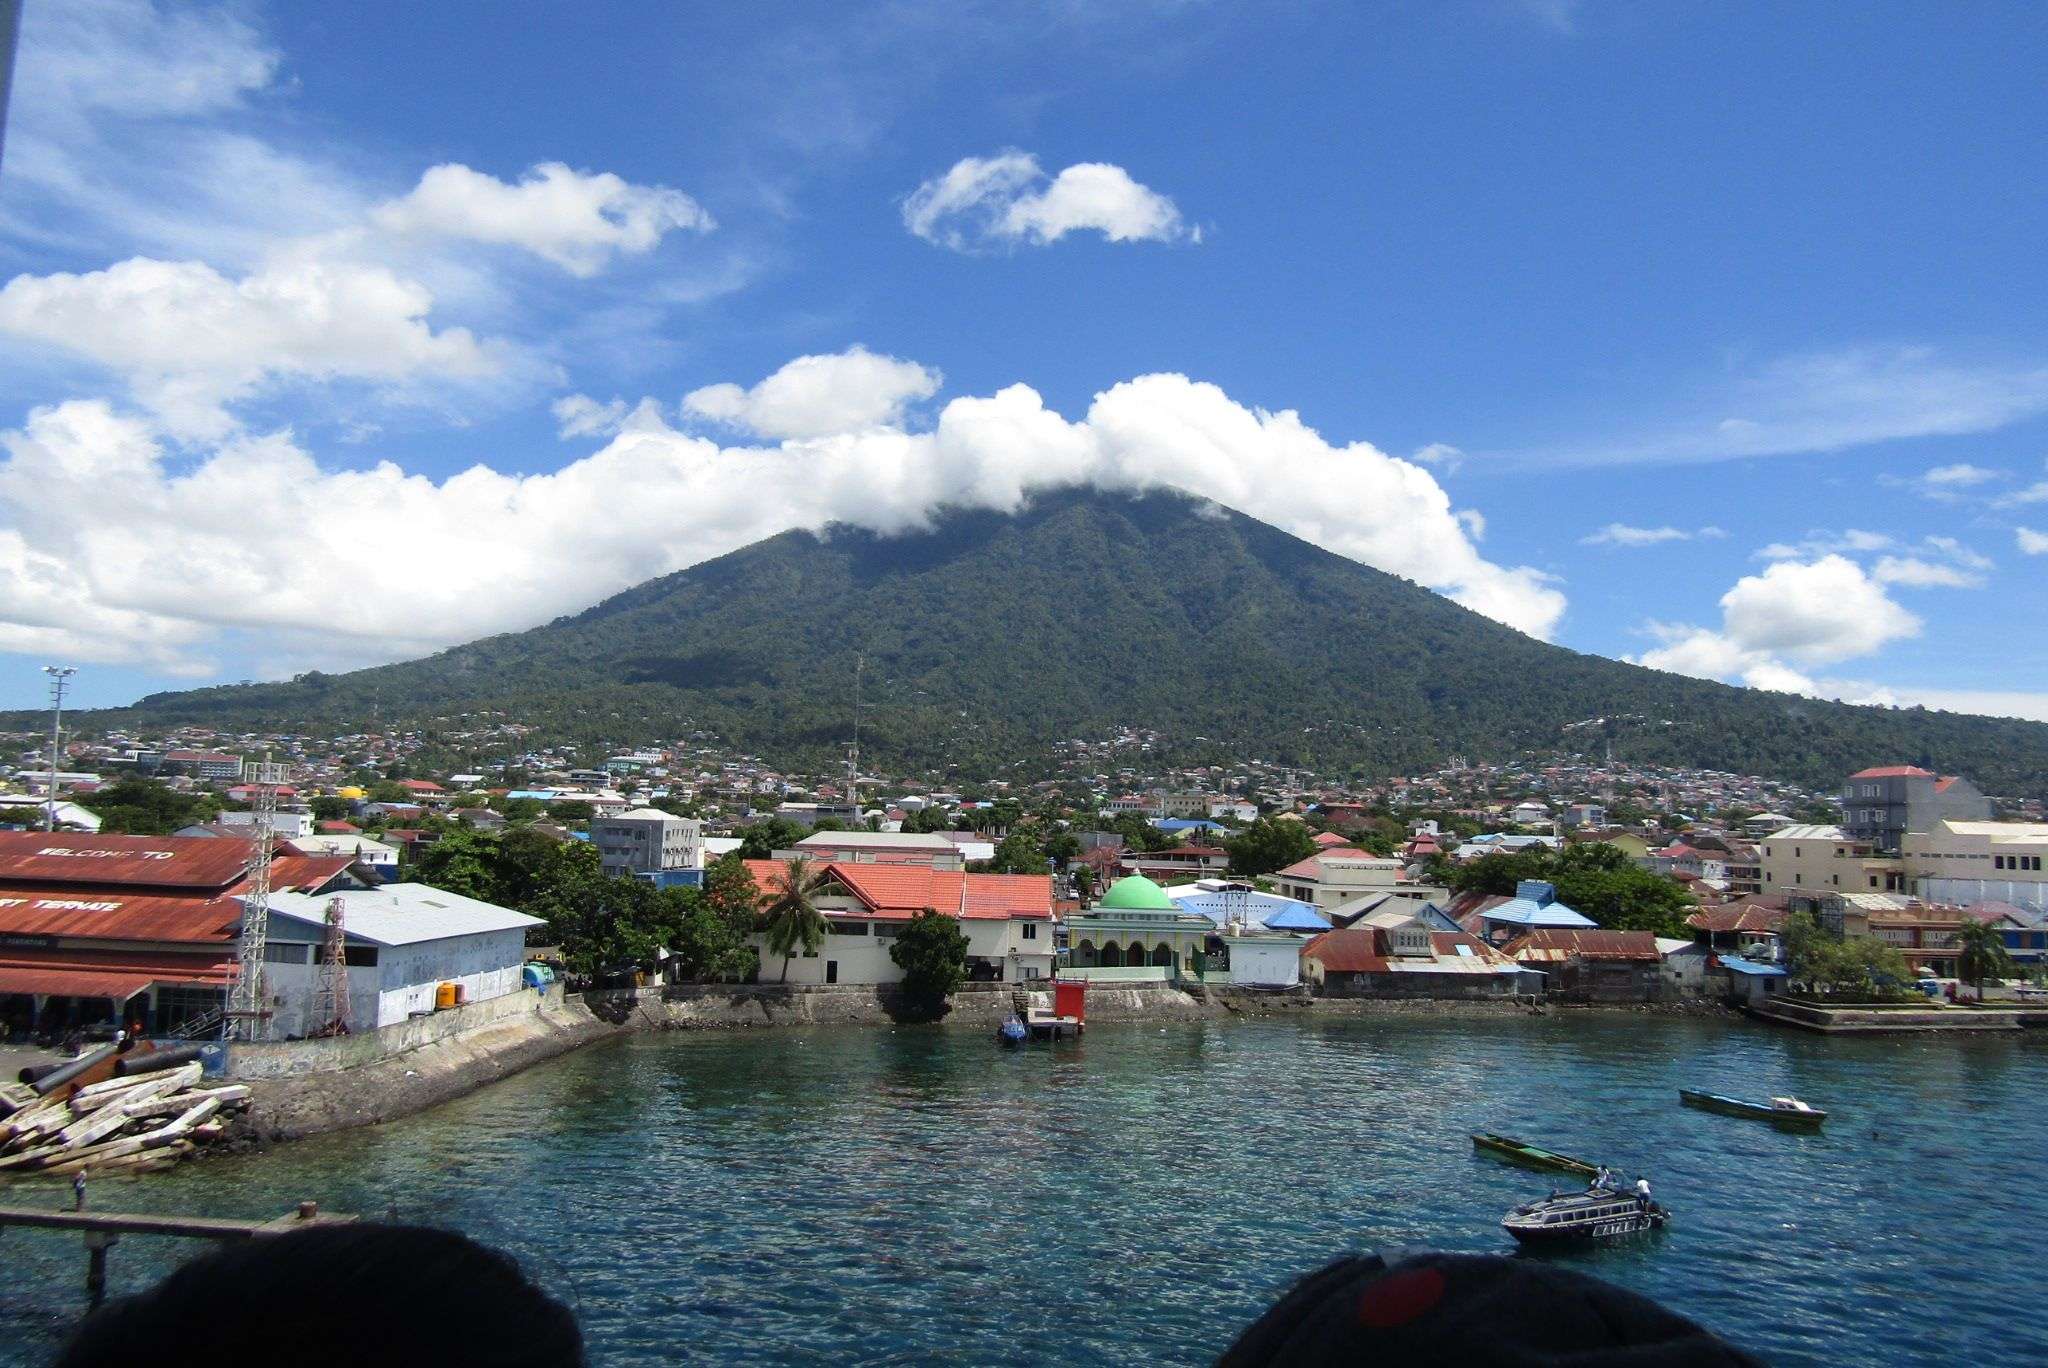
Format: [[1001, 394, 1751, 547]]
[[2, 1014, 2041, 1365]]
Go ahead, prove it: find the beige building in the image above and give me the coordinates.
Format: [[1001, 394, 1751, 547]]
[[1904, 820, 2048, 913], [1274, 848, 1443, 915], [1758, 824, 1904, 897]]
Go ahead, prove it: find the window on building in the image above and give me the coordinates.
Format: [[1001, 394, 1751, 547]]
[[1021, 922, 1038, 940], [263, 942, 310, 963], [343, 946, 378, 967]]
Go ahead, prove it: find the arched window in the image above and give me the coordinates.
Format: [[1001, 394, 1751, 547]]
[[1074, 939, 1097, 968], [1151, 943, 1174, 967], [1100, 941, 1123, 968]]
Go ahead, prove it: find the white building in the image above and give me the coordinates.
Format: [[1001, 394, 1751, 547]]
[[787, 830, 966, 869], [0, 796, 101, 831], [286, 832, 401, 878], [216, 809, 316, 840], [258, 884, 543, 1036], [740, 860, 1053, 985], [1274, 849, 1442, 915], [1906, 820, 2048, 912], [591, 807, 704, 876]]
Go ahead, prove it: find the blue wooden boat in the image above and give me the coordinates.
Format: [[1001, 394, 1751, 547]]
[[1679, 1089, 1825, 1129], [996, 1016, 1027, 1046]]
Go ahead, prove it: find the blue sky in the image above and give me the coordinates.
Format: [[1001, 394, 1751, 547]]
[[1, 0, 2045, 721]]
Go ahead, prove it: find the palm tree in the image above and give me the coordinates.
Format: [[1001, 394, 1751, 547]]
[[760, 855, 832, 983], [1953, 918, 2014, 1002]]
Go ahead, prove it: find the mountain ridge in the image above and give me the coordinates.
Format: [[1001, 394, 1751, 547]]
[[29, 486, 2048, 793]]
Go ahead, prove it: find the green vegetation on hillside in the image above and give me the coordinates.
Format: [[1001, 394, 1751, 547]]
[[32, 488, 2048, 793]]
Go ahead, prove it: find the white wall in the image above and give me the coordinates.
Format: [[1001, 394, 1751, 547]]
[[1227, 938, 1301, 988]]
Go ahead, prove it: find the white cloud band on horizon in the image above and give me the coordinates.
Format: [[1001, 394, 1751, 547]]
[[1580, 523, 1726, 547], [0, 360, 1562, 677]]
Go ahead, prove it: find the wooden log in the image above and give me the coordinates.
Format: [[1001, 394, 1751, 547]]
[[72, 1063, 201, 1112], [52, 1103, 135, 1152], [41, 1141, 194, 1178]]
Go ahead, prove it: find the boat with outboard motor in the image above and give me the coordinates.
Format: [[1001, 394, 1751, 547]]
[[1679, 1089, 1826, 1129], [1502, 1186, 1670, 1245], [996, 1016, 1027, 1046]]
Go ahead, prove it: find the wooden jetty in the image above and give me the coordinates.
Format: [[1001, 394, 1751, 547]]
[[0, 1194, 354, 1307]]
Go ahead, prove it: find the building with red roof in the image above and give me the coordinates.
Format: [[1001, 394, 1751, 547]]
[[1301, 921, 1524, 999], [737, 857, 1054, 986], [1842, 766, 1991, 854], [0, 832, 370, 1037], [1501, 928, 1664, 1001]]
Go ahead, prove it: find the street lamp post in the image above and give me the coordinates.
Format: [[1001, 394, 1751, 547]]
[[43, 665, 76, 832]]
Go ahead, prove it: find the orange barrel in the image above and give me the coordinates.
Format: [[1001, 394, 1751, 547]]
[[435, 981, 458, 1010]]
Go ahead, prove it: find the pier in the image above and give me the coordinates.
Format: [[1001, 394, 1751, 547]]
[[0, 1193, 353, 1307]]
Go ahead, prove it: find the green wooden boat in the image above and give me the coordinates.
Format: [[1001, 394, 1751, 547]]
[[1470, 1132, 1600, 1179], [1678, 1089, 1826, 1129]]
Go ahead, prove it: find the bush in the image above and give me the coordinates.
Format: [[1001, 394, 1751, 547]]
[[889, 909, 968, 1017]]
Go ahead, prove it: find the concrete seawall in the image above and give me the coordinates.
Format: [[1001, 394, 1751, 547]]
[[231, 982, 1685, 1146]]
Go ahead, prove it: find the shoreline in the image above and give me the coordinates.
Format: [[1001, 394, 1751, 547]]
[[225, 985, 1744, 1148]]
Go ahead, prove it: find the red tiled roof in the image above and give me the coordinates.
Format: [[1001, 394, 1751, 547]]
[[1312, 831, 1350, 848], [1933, 776, 1959, 793], [1275, 847, 1371, 880], [1849, 766, 1934, 779], [1503, 929, 1661, 962], [397, 779, 445, 792], [0, 832, 255, 892], [738, 859, 1051, 920]]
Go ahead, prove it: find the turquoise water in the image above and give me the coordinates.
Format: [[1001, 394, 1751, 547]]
[[3, 1015, 2043, 1365]]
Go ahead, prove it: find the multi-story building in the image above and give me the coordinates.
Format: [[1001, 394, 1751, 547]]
[[1759, 824, 1904, 897], [591, 808, 703, 877], [1840, 766, 1991, 853], [159, 750, 245, 781], [1904, 820, 2048, 913]]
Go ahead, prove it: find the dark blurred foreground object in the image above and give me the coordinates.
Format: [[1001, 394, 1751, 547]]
[[1221, 1252, 1762, 1367], [54, 1222, 585, 1368]]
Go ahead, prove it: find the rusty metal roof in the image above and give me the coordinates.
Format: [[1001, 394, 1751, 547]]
[[0, 832, 255, 891], [0, 891, 241, 943], [1503, 929, 1662, 962], [0, 947, 235, 987]]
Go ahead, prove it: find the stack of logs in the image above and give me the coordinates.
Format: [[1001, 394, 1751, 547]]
[[0, 1043, 249, 1178]]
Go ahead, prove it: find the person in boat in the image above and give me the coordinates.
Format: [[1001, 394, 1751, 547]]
[[1635, 1176, 1652, 1211]]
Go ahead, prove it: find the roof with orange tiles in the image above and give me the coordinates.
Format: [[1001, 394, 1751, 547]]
[[1274, 848, 1372, 880], [1849, 766, 1935, 779], [1502, 929, 1662, 962], [738, 858, 1050, 920]]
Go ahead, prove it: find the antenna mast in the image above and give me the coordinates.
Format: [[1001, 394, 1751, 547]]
[[41, 666, 75, 832], [846, 654, 864, 821], [309, 895, 349, 1037], [228, 754, 286, 1042]]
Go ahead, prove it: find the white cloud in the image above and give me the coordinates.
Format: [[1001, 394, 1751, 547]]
[[372, 163, 713, 277], [1527, 347, 2048, 468], [1870, 556, 1983, 589], [1410, 443, 1464, 473], [0, 254, 513, 440], [1579, 523, 1725, 547], [551, 395, 630, 439], [1921, 462, 1999, 488], [904, 151, 1191, 251], [1809, 683, 2048, 726], [1757, 528, 1896, 560], [2002, 462, 2048, 506], [683, 346, 943, 440], [0, 368, 1565, 676], [1636, 555, 1921, 691], [2019, 527, 2048, 555]]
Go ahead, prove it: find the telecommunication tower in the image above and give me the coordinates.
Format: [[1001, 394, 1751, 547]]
[[308, 895, 350, 1037], [41, 666, 75, 832], [228, 755, 288, 1042]]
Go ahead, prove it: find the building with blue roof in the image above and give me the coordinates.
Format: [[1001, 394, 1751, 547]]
[[1714, 953, 1789, 1006], [1475, 880, 1596, 944], [1164, 879, 1331, 932]]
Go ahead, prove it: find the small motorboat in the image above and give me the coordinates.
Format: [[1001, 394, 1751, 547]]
[[1679, 1089, 1826, 1129], [1502, 1189, 1669, 1246], [1470, 1132, 1600, 1181], [996, 1015, 1027, 1046]]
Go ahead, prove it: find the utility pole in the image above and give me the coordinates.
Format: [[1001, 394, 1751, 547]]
[[228, 754, 287, 1042], [42, 665, 75, 832], [845, 654, 864, 821]]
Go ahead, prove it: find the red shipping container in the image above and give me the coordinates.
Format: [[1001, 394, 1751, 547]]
[[1053, 979, 1087, 1021]]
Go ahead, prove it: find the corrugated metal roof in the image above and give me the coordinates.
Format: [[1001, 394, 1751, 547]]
[[265, 884, 543, 947], [0, 832, 255, 891], [0, 948, 234, 985], [0, 964, 156, 999], [1686, 904, 1786, 934], [0, 891, 241, 943], [740, 860, 1051, 920], [1481, 898, 1597, 929], [1765, 824, 1847, 841], [1503, 929, 1662, 962], [1303, 927, 1515, 975]]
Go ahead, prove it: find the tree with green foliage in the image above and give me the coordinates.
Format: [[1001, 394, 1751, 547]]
[[889, 907, 968, 1015], [78, 778, 219, 835], [527, 842, 676, 979], [1446, 842, 1694, 937], [368, 780, 412, 804], [1781, 909, 1913, 997], [989, 827, 1049, 874], [546, 800, 594, 823], [900, 806, 951, 833], [737, 816, 807, 860], [409, 829, 501, 902], [1107, 812, 1176, 853], [309, 795, 352, 823], [1226, 817, 1319, 878], [759, 855, 832, 982], [1954, 919, 2014, 1001]]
